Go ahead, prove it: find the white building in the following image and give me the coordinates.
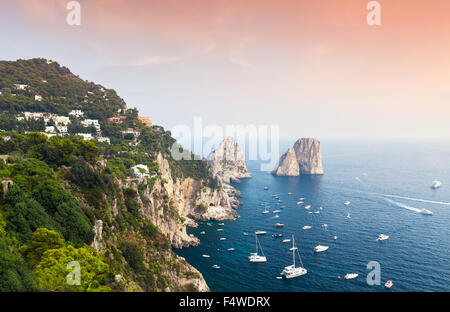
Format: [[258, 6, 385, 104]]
[[52, 116, 70, 126], [96, 137, 110, 144], [35, 95, 42, 101], [132, 164, 149, 179], [14, 84, 28, 90], [56, 125, 68, 134], [69, 110, 84, 118], [45, 126, 55, 133], [77, 133, 93, 141]]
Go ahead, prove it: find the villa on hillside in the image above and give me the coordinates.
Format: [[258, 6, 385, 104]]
[[138, 116, 152, 127], [107, 116, 127, 123], [69, 110, 84, 118]]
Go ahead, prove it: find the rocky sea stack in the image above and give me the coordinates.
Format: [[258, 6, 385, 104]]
[[273, 138, 324, 176], [207, 137, 251, 184]]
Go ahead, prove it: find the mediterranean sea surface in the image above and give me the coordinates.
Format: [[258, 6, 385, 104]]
[[177, 140, 450, 291]]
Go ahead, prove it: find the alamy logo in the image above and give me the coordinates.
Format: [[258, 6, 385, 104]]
[[66, 1, 81, 26], [366, 261, 381, 285], [366, 1, 382, 26], [66, 261, 81, 286]]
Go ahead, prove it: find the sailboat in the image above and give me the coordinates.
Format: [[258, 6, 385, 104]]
[[262, 203, 269, 214], [280, 235, 307, 278], [249, 234, 267, 262]]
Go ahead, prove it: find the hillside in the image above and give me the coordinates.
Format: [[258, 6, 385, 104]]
[[0, 59, 238, 292]]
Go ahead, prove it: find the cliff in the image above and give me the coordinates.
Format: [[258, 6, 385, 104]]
[[273, 138, 324, 176], [207, 137, 251, 184]]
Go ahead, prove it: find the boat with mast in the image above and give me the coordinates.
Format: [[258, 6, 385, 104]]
[[280, 235, 307, 278], [249, 234, 267, 262]]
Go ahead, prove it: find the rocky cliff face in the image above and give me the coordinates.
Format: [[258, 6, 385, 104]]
[[208, 137, 251, 184], [273, 138, 324, 176]]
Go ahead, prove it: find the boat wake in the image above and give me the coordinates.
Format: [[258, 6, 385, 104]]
[[379, 193, 450, 206], [384, 198, 422, 213]]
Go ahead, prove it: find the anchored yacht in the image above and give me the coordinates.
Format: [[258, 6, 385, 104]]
[[431, 180, 442, 189], [421, 208, 433, 215], [344, 273, 358, 280], [280, 235, 307, 279], [344, 201, 351, 206], [302, 225, 312, 230], [255, 230, 267, 235], [249, 234, 267, 262], [314, 245, 329, 253], [376, 234, 389, 241]]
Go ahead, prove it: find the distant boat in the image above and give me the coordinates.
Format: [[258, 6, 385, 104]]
[[278, 200, 283, 203], [276, 276, 283, 280], [249, 234, 267, 262], [333, 236, 338, 240], [217, 229, 223, 232], [212, 264, 220, 269], [282, 239, 291, 243], [319, 207, 324, 211], [255, 231, 267, 235], [280, 206, 286, 209], [304, 205, 311, 210], [275, 223, 285, 227], [385, 280, 393, 289], [313, 211, 320, 214], [273, 210, 281, 214], [202, 254, 210, 258], [421, 208, 433, 215], [344, 273, 359, 280], [346, 213, 351, 219], [272, 233, 283, 238], [299, 198, 305, 201], [243, 232, 249, 236], [431, 180, 442, 189], [273, 214, 280, 219], [264, 186, 269, 190], [302, 226, 312, 230], [289, 247, 298, 252], [376, 234, 389, 241], [323, 224, 328, 228], [220, 237, 226, 241], [280, 235, 307, 279], [272, 194, 277, 197], [344, 201, 351, 206], [218, 223, 225, 226], [227, 248, 235, 251], [207, 223, 212, 226], [200, 231, 205, 235], [314, 245, 329, 253], [288, 192, 293, 195], [296, 201, 304, 205]]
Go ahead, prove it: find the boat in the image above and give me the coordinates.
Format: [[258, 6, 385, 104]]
[[272, 233, 283, 238], [344, 273, 359, 280], [319, 207, 324, 211], [275, 223, 285, 227], [212, 265, 220, 269], [313, 211, 320, 214], [243, 232, 249, 236], [299, 198, 305, 201], [385, 280, 393, 289], [278, 200, 283, 203], [276, 276, 283, 280], [289, 247, 298, 252], [262, 208, 269, 214], [344, 201, 351, 206], [217, 229, 223, 232], [346, 212, 351, 219], [227, 248, 235, 251], [220, 237, 227, 241], [280, 206, 286, 209], [200, 231, 205, 235], [249, 234, 267, 262], [302, 226, 312, 230], [207, 223, 212, 226], [255, 231, 267, 235], [296, 201, 304, 205], [288, 192, 293, 195], [376, 234, 389, 241], [273, 214, 280, 219], [304, 205, 311, 210], [421, 208, 433, 215], [333, 236, 338, 240], [202, 254, 210, 258], [273, 210, 281, 214], [282, 239, 291, 243], [264, 186, 269, 190], [431, 180, 442, 189], [323, 224, 328, 228], [218, 223, 225, 226], [272, 194, 277, 197], [314, 245, 329, 253], [280, 235, 307, 278]]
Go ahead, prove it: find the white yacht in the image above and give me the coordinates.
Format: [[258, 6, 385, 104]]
[[202, 254, 210, 258], [333, 236, 338, 240], [385, 280, 393, 289], [275, 223, 285, 227], [217, 229, 223, 232], [243, 232, 249, 236], [264, 186, 269, 190], [288, 192, 294, 195], [431, 180, 442, 189], [421, 208, 433, 215], [262, 208, 269, 214], [296, 201, 304, 205], [346, 212, 351, 219], [273, 214, 280, 219], [299, 198, 305, 201], [282, 239, 291, 243], [313, 211, 321, 214], [220, 237, 227, 241], [344, 273, 359, 280], [255, 230, 267, 235], [314, 245, 329, 253], [280, 235, 307, 279], [212, 264, 220, 269], [323, 224, 328, 228], [218, 223, 225, 226], [304, 205, 311, 210], [227, 248, 235, 251], [319, 207, 324, 211], [249, 234, 267, 263], [344, 201, 351, 206], [302, 225, 312, 230], [200, 231, 206, 235], [273, 210, 281, 214], [376, 234, 389, 241]]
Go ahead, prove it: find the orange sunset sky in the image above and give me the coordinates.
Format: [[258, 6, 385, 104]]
[[1, 0, 450, 139]]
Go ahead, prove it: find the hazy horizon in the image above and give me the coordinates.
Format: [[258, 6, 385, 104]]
[[1, 0, 450, 140]]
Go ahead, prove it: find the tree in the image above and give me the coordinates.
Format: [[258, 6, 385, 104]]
[[20, 228, 65, 265]]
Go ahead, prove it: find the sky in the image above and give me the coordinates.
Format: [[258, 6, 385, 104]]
[[1, 0, 450, 140]]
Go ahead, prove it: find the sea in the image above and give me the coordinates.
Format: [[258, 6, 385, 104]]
[[176, 140, 450, 292]]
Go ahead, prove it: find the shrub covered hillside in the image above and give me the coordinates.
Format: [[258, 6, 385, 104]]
[[0, 59, 217, 292]]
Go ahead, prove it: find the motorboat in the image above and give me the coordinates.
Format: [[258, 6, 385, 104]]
[[344, 273, 358, 280], [376, 234, 389, 241], [275, 223, 285, 227], [314, 245, 329, 253], [385, 280, 393, 289], [227, 248, 235, 251], [289, 247, 298, 252], [302, 226, 312, 230], [319, 207, 324, 211], [212, 265, 220, 269], [272, 233, 283, 238], [280, 235, 307, 278], [272, 194, 277, 197], [296, 201, 304, 205], [218, 223, 225, 226], [421, 209, 433, 215], [323, 224, 328, 228], [288, 192, 293, 195], [278, 200, 283, 203], [200, 231, 205, 235], [304, 205, 311, 210], [273, 214, 280, 219], [217, 229, 223, 232], [344, 201, 351, 206], [431, 180, 442, 189], [255, 231, 267, 235], [280, 206, 286, 209], [202, 254, 210, 258], [333, 236, 338, 240], [276, 276, 282, 280], [243, 232, 249, 236], [249, 234, 267, 262], [313, 211, 320, 214], [282, 239, 291, 243], [264, 186, 269, 190], [273, 210, 281, 214], [220, 237, 227, 241], [299, 198, 305, 201]]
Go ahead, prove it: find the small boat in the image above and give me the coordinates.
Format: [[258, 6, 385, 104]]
[[264, 186, 269, 190], [288, 192, 293, 195], [272, 194, 277, 197], [202, 254, 211, 258], [333, 236, 338, 240], [243, 232, 249, 236], [319, 207, 324, 211], [255, 231, 267, 235], [220, 237, 226, 241], [207, 223, 212, 226], [344, 273, 359, 280], [278, 200, 283, 203], [296, 201, 304, 205], [272, 233, 283, 238], [344, 201, 351, 206], [289, 247, 298, 252], [262, 209, 269, 214], [273, 210, 281, 214], [217, 229, 223, 232], [385, 280, 393, 289], [218, 223, 225, 226], [299, 198, 305, 201], [276, 276, 283, 280], [376, 234, 389, 241], [323, 224, 328, 228], [304, 205, 311, 210], [313, 211, 320, 214], [282, 239, 291, 243], [431, 180, 442, 189], [200, 231, 206, 235], [421, 208, 433, 215], [314, 245, 329, 253], [280, 206, 286, 209], [275, 223, 285, 227], [212, 265, 220, 269], [280, 235, 307, 279], [249, 234, 267, 262], [227, 248, 235, 251], [273, 214, 280, 219], [302, 225, 312, 230]]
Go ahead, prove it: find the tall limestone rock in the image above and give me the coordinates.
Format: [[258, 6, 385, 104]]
[[273, 138, 324, 176], [207, 137, 251, 184]]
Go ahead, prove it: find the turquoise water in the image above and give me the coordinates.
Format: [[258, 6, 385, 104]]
[[177, 141, 450, 291]]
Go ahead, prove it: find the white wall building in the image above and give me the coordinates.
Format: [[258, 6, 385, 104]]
[[35, 95, 42, 101], [77, 133, 93, 141], [132, 164, 149, 179], [69, 110, 84, 118], [52, 116, 70, 126], [96, 137, 110, 144], [14, 84, 28, 90], [45, 126, 55, 133]]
